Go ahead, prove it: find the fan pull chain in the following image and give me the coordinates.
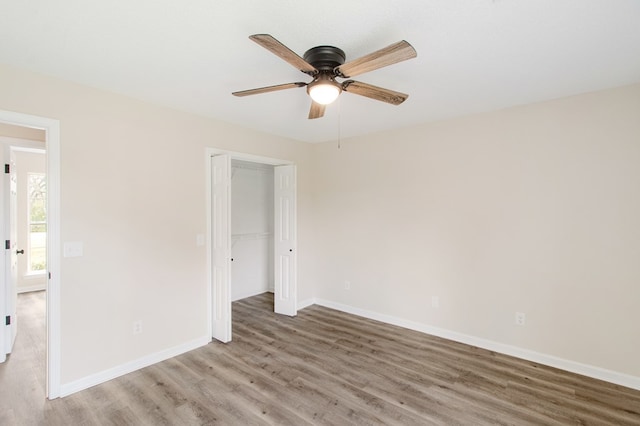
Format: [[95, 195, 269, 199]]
[[337, 97, 342, 149]]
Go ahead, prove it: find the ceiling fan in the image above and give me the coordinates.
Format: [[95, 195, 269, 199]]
[[232, 34, 417, 119]]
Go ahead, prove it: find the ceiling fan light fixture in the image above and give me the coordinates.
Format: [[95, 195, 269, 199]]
[[307, 76, 342, 105], [234, 35, 417, 119]]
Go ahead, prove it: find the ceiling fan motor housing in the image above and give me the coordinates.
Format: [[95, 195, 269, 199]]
[[303, 46, 346, 72]]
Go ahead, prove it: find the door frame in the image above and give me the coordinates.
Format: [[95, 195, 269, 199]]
[[0, 110, 61, 399], [205, 148, 297, 341]]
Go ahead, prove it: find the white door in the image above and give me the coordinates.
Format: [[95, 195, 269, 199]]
[[4, 150, 18, 355], [211, 154, 232, 342], [274, 165, 297, 316]]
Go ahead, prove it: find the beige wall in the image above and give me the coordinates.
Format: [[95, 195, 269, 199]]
[[311, 83, 640, 378], [0, 64, 314, 384]]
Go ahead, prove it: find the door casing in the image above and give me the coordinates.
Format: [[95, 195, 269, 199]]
[[206, 148, 298, 342]]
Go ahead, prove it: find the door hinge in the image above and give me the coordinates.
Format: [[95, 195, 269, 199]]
[[5, 316, 10, 326], [5, 240, 9, 250], [49, 272, 51, 280], [4, 164, 9, 174]]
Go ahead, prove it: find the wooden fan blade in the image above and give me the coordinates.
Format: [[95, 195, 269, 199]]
[[232, 82, 306, 97], [308, 101, 326, 119], [249, 34, 317, 74], [342, 80, 409, 105], [335, 40, 417, 78]]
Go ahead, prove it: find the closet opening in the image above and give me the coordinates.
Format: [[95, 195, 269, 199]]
[[208, 149, 297, 343], [230, 160, 275, 303]]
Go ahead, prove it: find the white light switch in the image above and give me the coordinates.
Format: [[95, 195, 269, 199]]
[[63, 241, 83, 258], [196, 234, 205, 247]]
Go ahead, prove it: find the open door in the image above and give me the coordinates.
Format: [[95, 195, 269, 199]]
[[274, 165, 297, 316], [3, 149, 18, 356], [211, 154, 231, 342]]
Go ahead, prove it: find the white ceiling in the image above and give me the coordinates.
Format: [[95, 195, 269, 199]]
[[1, 1, 639, 143]]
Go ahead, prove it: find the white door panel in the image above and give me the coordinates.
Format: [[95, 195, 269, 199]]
[[8, 150, 17, 352], [274, 165, 297, 316], [211, 155, 231, 342], [2, 149, 18, 357]]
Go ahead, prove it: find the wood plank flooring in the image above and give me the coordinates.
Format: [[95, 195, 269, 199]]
[[1, 291, 639, 425]]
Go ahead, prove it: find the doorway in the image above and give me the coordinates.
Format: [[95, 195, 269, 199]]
[[0, 110, 61, 399], [207, 149, 297, 343], [230, 160, 274, 302]]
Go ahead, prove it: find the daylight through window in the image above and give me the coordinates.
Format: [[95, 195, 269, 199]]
[[28, 173, 47, 273]]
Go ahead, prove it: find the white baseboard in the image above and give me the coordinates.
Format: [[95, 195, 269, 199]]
[[59, 336, 211, 397], [297, 298, 316, 310], [17, 284, 46, 293], [232, 288, 271, 302], [312, 298, 640, 391]]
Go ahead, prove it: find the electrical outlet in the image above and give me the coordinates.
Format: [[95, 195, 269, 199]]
[[133, 320, 143, 335], [431, 296, 440, 308], [344, 280, 351, 290], [515, 312, 526, 326]]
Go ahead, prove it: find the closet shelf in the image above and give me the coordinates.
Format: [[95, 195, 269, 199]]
[[231, 232, 272, 241]]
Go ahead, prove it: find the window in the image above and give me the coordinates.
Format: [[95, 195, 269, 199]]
[[28, 173, 47, 273]]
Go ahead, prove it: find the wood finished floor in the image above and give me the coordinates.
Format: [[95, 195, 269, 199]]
[[1, 292, 639, 425]]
